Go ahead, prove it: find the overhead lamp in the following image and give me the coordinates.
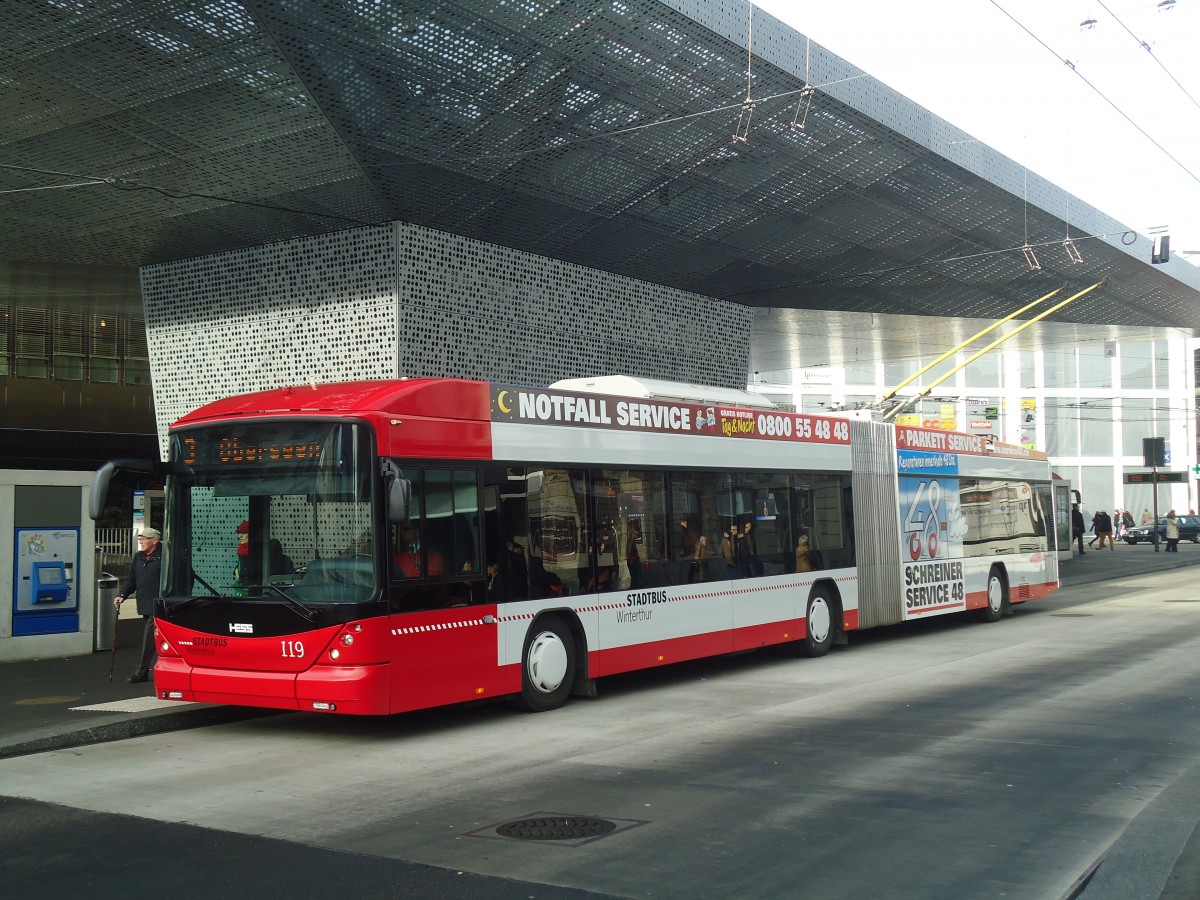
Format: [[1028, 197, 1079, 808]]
[[1063, 238, 1083, 264]]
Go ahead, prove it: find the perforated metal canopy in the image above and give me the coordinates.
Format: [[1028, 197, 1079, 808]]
[[2, 0, 1198, 369]]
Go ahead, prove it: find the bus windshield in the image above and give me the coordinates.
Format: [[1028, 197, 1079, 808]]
[[164, 420, 378, 605]]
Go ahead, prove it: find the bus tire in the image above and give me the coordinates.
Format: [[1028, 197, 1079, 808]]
[[799, 587, 835, 657], [517, 615, 576, 712], [978, 567, 1008, 623]]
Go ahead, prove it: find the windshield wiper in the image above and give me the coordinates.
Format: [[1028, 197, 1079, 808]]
[[162, 567, 223, 618], [241, 583, 320, 623], [192, 568, 220, 597]]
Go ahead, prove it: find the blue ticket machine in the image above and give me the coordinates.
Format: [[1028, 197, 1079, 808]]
[[13, 528, 80, 636], [32, 562, 70, 604]]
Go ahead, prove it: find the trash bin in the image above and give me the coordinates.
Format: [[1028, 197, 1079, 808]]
[[95, 573, 120, 651]]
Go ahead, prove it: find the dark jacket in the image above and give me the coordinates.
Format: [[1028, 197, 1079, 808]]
[[1071, 508, 1085, 536], [119, 545, 163, 616]]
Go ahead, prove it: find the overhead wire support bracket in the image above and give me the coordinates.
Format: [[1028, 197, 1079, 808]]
[[732, 99, 756, 144], [733, 4, 755, 144]]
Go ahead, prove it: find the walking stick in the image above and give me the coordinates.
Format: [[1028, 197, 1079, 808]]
[[108, 600, 120, 683]]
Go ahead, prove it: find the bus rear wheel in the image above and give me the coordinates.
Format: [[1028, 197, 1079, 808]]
[[799, 587, 835, 657], [977, 568, 1008, 623], [517, 615, 576, 712]]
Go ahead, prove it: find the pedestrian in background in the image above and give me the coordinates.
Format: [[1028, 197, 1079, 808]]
[[114, 528, 163, 684], [1071, 503, 1086, 555], [1165, 510, 1180, 552]]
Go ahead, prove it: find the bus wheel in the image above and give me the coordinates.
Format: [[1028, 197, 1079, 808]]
[[517, 616, 576, 712], [799, 588, 835, 657], [978, 568, 1008, 623]]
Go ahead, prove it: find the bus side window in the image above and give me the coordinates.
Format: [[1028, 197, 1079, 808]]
[[424, 468, 480, 575], [482, 464, 533, 603], [391, 469, 427, 579], [527, 468, 585, 597]]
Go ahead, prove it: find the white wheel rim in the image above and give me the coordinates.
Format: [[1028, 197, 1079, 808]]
[[808, 597, 831, 644], [988, 577, 1003, 613], [527, 630, 569, 694]]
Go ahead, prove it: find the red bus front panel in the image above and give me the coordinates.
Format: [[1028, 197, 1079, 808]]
[[155, 617, 395, 715]]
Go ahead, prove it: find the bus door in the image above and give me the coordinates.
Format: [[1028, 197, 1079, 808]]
[[386, 466, 503, 712]]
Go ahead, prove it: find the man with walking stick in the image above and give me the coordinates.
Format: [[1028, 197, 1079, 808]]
[[114, 528, 162, 684]]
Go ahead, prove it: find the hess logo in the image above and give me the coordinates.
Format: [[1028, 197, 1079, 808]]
[[229, 622, 253, 634]]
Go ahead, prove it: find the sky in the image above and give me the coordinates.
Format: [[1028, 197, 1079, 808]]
[[753, 0, 1200, 256]]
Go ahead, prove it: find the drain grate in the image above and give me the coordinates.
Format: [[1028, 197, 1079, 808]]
[[496, 816, 617, 841]]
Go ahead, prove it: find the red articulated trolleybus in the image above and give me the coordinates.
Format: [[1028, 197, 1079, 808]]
[[137, 375, 1058, 715]]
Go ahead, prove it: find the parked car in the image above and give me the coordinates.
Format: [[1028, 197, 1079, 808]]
[[1122, 515, 1200, 544]]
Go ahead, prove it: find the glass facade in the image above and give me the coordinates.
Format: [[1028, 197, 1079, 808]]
[[782, 338, 1197, 525], [0, 304, 149, 386]]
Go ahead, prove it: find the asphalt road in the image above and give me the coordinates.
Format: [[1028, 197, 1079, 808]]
[[3, 567, 1200, 899]]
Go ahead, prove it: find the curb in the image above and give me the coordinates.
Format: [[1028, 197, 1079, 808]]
[[0, 706, 278, 761]]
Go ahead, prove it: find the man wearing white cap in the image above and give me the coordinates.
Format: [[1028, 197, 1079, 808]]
[[114, 527, 163, 684]]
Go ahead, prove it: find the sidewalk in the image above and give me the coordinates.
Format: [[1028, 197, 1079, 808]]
[[1, 617, 268, 760], [1058, 536, 1200, 588]]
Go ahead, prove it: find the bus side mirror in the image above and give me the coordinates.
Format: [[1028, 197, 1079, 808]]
[[381, 459, 411, 523], [89, 458, 157, 520]]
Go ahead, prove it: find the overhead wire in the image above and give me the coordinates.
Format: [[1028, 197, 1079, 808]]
[[1095, 0, 1200, 115], [0, 163, 374, 227], [724, 227, 1145, 298], [988, 0, 1200, 189]]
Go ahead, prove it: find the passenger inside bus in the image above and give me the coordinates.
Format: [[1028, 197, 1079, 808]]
[[736, 519, 760, 577], [268, 538, 294, 576], [583, 530, 617, 592], [795, 534, 821, 572], [393, 520, 445, 578], [720, 525, 737, 578], [527, 552, 564, 598], [505, 540, 529, 600]]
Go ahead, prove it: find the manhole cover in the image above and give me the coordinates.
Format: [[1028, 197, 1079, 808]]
[[496, 816, 617, 841]]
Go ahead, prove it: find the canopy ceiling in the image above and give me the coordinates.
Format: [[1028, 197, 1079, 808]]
[[3, 0, 1197, 369]]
